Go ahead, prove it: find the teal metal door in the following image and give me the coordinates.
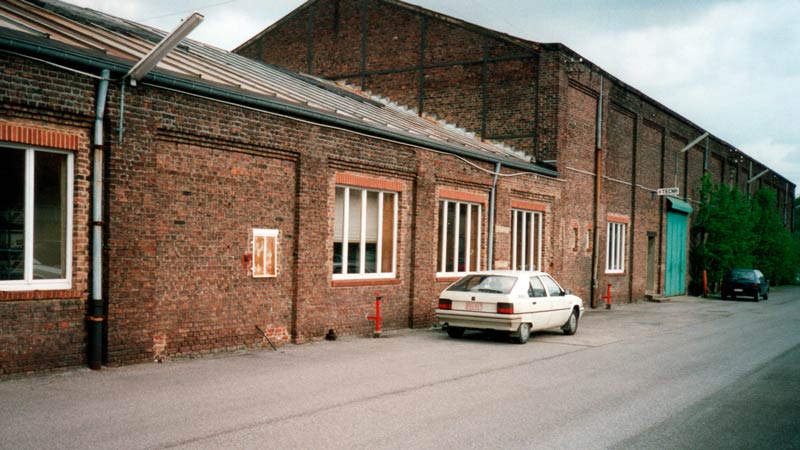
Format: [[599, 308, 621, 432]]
[[665, 210, 689, 296]]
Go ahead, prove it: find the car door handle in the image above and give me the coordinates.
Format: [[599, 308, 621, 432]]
[[531, 301, 537, 305]]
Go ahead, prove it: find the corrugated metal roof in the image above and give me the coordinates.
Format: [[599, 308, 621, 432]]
[[0, 0, 553, 172]]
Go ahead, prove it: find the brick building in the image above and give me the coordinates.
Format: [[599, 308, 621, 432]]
[[236, 0, 796, 305], [1, 0, 795, 377], [1, 0, 566, 375]]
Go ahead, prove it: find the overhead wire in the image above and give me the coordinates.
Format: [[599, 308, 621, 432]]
[[137, 0, 237, 22]]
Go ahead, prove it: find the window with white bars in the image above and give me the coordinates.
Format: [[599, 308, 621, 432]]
[[333, 186, 397, 279], [511, 209, 543, 271], [605, 221, 627, 274], [1, 145, 73, 290], [437, 200, 482, 276]]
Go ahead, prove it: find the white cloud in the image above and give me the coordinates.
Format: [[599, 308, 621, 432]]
[[742, 139, 800, 187], [576, 1, 800, 189], [190, 11, 264, 49]]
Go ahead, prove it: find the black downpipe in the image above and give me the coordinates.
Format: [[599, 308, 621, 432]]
[[487, 162, 501, 269], [88, 68, 110, 370], [590, 75, 604, 308]]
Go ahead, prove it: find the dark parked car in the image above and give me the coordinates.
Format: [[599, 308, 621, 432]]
[[721, 269, 769, 301]]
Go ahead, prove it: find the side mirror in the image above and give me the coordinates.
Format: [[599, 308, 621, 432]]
[[563, 289, 571, 296]]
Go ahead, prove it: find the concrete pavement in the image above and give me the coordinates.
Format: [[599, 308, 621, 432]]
[[1, 286, 798, 449]]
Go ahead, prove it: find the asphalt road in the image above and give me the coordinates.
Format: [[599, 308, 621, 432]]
[[1, 287, 799, 450]]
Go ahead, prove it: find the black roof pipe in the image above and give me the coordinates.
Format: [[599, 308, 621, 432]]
[[0, 31, 559, 178]]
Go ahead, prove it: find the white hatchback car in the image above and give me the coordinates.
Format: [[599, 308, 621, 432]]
[[436, 271, 585, 344]]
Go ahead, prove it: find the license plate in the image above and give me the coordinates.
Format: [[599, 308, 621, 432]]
[[465, 302, 482, 311], [734, 289, 743, 292]]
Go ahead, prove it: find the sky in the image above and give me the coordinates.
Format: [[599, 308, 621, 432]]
[[70, 0, 800, 194]]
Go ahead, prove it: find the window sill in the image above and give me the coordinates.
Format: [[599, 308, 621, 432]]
[[604, 272, 627, 277], [0, 289, 83, 301], [331, 278, 401, 287]]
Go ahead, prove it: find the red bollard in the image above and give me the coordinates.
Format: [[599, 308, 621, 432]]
[[703, 270, 708, 298], [600, 284, 612, 309], [367, 293, 383, 338]]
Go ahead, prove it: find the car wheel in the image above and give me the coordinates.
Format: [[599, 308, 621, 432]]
[[446, 326, 465, 338], [764, 290, 769, 300], [754, 291, 760, 302], [721, 292, 728, 300], [514, 323, 530, 344], [562, 309, 579, 336]]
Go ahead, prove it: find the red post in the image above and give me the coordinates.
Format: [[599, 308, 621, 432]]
[[703, 270, 708, 298], [601, 284, 612, 309], [367, 293, 383, 338]]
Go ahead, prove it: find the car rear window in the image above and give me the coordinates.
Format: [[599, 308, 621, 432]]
[[726, 270, 755, 281], [447, 275, 517, 294]]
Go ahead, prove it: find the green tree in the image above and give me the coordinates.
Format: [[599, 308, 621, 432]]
[[691, 175, 800, 290], [691, 175, 755, 291], [751, 188, 797, 284], [795, 196, 800, 235]]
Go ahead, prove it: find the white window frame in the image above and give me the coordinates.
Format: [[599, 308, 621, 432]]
[[605, 221, 627, 274], [585, 229, 592, 251], [511, 209, 543, 271], [437, 199, 482, 277], [252, 228, 279, 278], [333, 186, 398, 280], [0, 145, 73, 291]]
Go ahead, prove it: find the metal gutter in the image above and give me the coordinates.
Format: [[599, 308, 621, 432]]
[[0, 31, 558, 177]]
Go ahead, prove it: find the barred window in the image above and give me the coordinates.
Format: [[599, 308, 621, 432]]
[[437, 200, 482, 276], [333, 186, 397, 279], [511, 209, 543, 271], [605, 222, 627, 274]]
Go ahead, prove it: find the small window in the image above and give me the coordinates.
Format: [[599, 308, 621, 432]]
[[333, 186, 397, 279], [606, 221, 627, 274], [1, 145, 73, 290], [511, 209, 543, 270], [585, 229, 592, 251], [573, 227, 579, 252], [437, 199, 482, 276], [252, 229, 278, 278]]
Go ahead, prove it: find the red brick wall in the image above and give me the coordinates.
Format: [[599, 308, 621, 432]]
[[604, 104, 635, 300], [238, 0, 541, 158], [237, 0, 795, 304], [556, 80, 597, 302], [0, 54, 92, 376], [97, 73, 562, 364]]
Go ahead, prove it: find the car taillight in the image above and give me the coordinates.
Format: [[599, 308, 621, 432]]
[[438, 299, 452, 310], [752, 283, 760, 288], [497, 302, 514, 314]]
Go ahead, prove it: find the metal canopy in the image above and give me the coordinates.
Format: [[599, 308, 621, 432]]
[[667, 196, 693, 214]]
